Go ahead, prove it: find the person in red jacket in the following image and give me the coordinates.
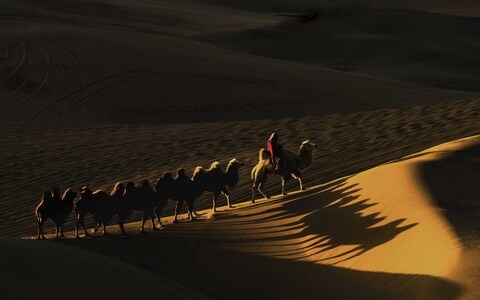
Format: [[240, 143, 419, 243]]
[[267, 131, 283, 174]]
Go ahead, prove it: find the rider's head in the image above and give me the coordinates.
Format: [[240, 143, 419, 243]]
[[270, 131, 278, 140]]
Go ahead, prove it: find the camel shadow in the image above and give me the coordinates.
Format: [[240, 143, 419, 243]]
[[58, 227, 461, 300], [246, 178, 418, 263]]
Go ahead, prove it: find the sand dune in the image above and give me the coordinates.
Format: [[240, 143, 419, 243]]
[[1, 0, 480, 299], [196, 0, 480, 16], [3, 136, 477, 299], [0, 0, 478, 124], [202, 8, 480, 92]]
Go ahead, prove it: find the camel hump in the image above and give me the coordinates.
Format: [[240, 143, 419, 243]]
[[282, 148, 295, 160], [41, 191, 53, 206], [192, 166, 205, 178], [251, 165, 261, 180], [259, 148, 271, 161], [208, 161, 221, 171], [62, 188, 77, 201], [92, 190, 108, 197]]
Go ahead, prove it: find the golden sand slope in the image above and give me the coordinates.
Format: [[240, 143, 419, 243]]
[[1, 99, 479, 238], [4, 136, 477, 299]]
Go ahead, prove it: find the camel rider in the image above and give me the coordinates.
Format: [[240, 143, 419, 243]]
[[267, 131, 283, 174]]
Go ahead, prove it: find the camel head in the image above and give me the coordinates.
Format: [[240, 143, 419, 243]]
[[301, 140, 317, 152], [141, 179, 150, 188], [125, 181, 136, 194], [42, 191, 52, 201], [155, 173, 173, 192], [176, 168, 189, 180], [163, 172, 173, 181], [77, 187, 94, 207], [79, 186, 92, 198], [111, 182, 125, 197], [227, 158, 244, 172]]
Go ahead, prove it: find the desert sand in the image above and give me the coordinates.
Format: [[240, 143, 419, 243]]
[[1, 0, 480, 299]]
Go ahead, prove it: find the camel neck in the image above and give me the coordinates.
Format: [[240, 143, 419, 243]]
[[226, 166, 239, 187], [298, 146, 313, 170]]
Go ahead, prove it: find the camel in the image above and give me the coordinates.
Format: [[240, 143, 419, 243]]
[[74, 183, 124, 238], [35, 188, 77, 240], [251, 149, 273, 202], [118, 180, 159, 233], [253, 140, 317, 196], [154, 169, 199, 224], [192, 158, 243, 212], [153, 172, 173, 226], [278, 140, 317, 194]]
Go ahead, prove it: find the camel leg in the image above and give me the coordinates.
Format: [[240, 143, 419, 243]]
[[75, 213, 90, 238], [193, 207, 200, 217], [37, 219, 43, 240], [292, 173, 305, 191], [187, 199, 196, 221], [292, 172, 306, 191], [74, 219, 81, 238], [154, 207, 163, 227], [118, 210, 130, 236], [140, 217, 146, 233], [74, 224, 78, 239], [119, 222, 127, 236], [140, 214, 147, 233], [213, 192, 223, 212], [55, 226, 60, 239], [103, 224, 109, 236], [173, 201, 183, 223], [298, 177, 305, 191], [60, 226, 65, 238], [75, 214, 81, 238], [222, 189, 232, 208], [93, 223, 102, 235], [150, 213, 158, 230], [251, 185, 256, 203], [212, 194, 217, 212], [186, 203, 191, 220], [82, 224, 90, 237], [282, 178, 287, 195], [258, 182, 269, 199], [37, 219, 47, 240]]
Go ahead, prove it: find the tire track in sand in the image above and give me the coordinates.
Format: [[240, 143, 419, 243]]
[[0, 46, 33, 104], [0, 42, 11, 71], [0, 44, 50, 110], [0, 39, 27, 83], [49, 70, 153, 124], [33, 69, 147, 123]]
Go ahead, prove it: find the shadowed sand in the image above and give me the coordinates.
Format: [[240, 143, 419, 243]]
[[0, 0, 479, 124], [1, 0, 480, 299]]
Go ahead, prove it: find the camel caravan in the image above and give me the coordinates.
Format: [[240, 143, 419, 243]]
[[35, 135, 317, 240]]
